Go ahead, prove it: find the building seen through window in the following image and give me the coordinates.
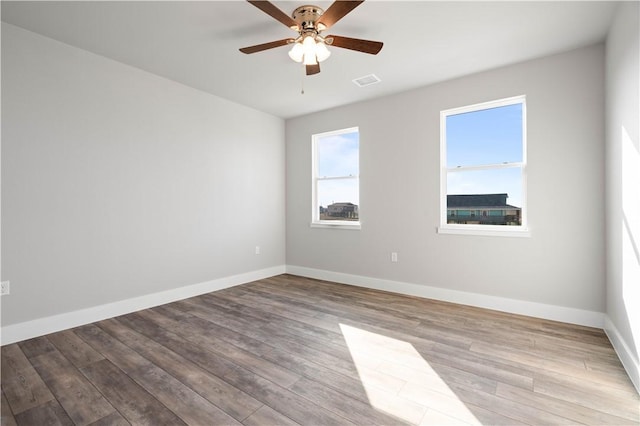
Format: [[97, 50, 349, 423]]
[[320, 202, 359, 220], [447, 193, 521, 225]]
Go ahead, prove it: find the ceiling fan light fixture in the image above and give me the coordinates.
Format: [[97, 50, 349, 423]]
[[302, 35, 318, 65], [315, 40, 331, 62], [302, 35, 316, 53], [303, 52, 318, 65], [288, 42, 304, 62]]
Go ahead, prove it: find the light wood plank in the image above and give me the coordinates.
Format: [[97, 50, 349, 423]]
[[80, 359, 185, 425], [47, 330, 104, 369], [0, 345, 55, 415], [289, 376, 407, 425], [87, 411, 131, 426], [1, 391, 18, 426], [77, 324, 242, 425], [242, 405, 300, 426], [533, 372, 640, 421], [27, 348, 117, 425], [13, 400, 73, 426], [17, 337, 56, 360], [496, 382, 638, 425], [137, 308, 301, 388], [96, 317, 263, 422]]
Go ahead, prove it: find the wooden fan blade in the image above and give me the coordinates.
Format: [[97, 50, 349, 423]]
[[240, 38, 294, 54], [327, 35, 383, 55], [317, 1, 364, 30], [306, 63, 321, 75], [247, 1, 299, 30]]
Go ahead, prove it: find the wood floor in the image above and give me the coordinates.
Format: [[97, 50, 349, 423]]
[[1, 274, 638, 425]]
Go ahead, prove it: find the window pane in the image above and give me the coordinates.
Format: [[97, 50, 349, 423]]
[[317, 130, 359, 177], [447, 168, 522, 226], [447, 103, 523, 168], [317, 179, 359, 221]]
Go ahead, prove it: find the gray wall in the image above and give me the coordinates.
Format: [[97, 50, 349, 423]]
[[286, 44, 605, 313], [605, 1, 640, 382], [1, 24, 285, 326]]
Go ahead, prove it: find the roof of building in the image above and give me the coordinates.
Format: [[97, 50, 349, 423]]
[[447, 194, 520, 209], [329, 202, 357, 207]]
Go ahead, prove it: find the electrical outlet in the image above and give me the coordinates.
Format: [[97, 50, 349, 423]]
[[255, 246, 261, 255], [391, 252, 398, 263], [1, 281, 10, 296]]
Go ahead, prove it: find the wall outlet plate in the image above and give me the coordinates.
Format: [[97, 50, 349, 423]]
[[1, 281, 10, 296]]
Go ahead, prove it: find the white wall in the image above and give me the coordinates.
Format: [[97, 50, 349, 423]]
[[287, 44, 605, 322], [1, 24, 285, 331], [605, 1, 640, 392]]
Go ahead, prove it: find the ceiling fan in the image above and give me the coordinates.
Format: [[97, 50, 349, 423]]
[[239, 0, 383, 76]]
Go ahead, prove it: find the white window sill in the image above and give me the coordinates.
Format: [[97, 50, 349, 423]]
[[311, 221, 361, 230], [437, 225, 530, 238]]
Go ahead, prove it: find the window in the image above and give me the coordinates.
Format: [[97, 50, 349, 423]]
[[312, 127, 360, 229], [439, 96, 528, 236]]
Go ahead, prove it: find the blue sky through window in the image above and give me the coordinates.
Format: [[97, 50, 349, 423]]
[[317, 129, 359, 208], [447, 103, 522, 168], [446, 103, 523, 208], [317, 131, 359, 177]]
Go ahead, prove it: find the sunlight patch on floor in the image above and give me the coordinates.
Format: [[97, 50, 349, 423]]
[[339, 323, 481, 425]]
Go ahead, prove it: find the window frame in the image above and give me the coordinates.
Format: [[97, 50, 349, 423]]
[[311, 127, 361, 230], [438, 96, 530, 237]]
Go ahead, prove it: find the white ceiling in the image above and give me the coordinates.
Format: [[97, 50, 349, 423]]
[[2, 1, 618, 119]]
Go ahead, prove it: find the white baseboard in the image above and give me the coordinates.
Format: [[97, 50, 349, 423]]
[[286, 265, 604, 328], [0, 265, 286, 346], [604, 315, 640, 394], [0, 263, 605, 343]]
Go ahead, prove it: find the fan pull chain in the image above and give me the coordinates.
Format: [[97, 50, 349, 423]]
[[301, 63, 305, 95]]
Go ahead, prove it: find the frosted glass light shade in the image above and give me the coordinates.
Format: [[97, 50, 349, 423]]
[[315, 41, 331, 62], [302, 36, 317, 65], [288, 42, 304, 62], [303, 52, 318, 65], [289, 35, 330, 66]]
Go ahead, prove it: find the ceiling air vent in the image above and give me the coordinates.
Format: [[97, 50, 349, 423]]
[[352, 74, 381, 88]]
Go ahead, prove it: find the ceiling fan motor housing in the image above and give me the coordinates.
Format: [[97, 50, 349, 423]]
[[292, 5, 325, 32]]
